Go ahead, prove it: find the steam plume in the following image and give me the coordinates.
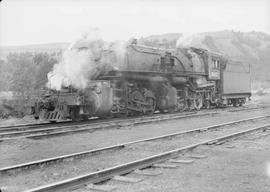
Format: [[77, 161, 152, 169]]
[[47, 31, 127, 90], [176, 33, 204, 47]]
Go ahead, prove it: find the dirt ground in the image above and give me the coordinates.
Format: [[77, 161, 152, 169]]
[[0, 115, 45, 127], [2, 111, 270, 192], [1, 108, 270, 168], [106, 131, 270, 192], [0, 94, 270, 191], [1, 113, 270, 191]]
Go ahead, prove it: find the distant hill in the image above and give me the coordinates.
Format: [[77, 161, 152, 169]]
[[0, 43, 69, 59], [138, 33, 182, 48]]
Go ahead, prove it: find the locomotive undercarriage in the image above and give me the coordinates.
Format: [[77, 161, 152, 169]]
[[111, 81, 156, 116], [102, 78, 218, 117], [108, 80, 218, 117]]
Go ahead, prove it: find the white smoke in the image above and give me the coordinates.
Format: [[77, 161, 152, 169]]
[[47, 46, 96, 90], [47, 30, 127, 90], [107, 41, 127, 70], [176, 33, 205, 48]]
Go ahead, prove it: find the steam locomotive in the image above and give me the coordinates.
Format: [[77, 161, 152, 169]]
[[32, 41, 251, 122]]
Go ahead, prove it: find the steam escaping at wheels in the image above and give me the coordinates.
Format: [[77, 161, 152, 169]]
[[31, 38, 251, 122]]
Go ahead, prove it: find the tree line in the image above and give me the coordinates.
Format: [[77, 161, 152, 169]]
[[0, 52, 60, 94], [0, 52, 60, 118]]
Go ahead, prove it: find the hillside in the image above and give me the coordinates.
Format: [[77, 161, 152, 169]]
[[138, 33, 182, 48], [0, 43, 69, 59]]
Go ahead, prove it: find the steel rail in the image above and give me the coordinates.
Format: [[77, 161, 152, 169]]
[[0, 122, 53, 130], [0, 119, 109, 133], [0, 111, 197, 133], [1, 104, 268, 133], [0, 112, 198, 134], [24, 123, 270, 192], [1, 114, 269, 174], [228, 105, 270, 112], [0, 112, 215, 141], [1, 104, 268, 132], [0, 112, 195, 134]]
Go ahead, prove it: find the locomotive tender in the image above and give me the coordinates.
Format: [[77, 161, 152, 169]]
[[32, 41, 251, 122]]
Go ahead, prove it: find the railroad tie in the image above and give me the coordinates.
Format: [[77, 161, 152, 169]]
[[86, 184, 117, 192], [168, 159, 194, 164], [187, 154, 207, 159], [225, 145, 235, 149], [207, 140, 218, 145], [113, 175, 143, 183], [134, 169, 162, 176], [153, 163, 179, 168]]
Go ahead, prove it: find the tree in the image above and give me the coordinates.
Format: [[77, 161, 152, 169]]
[[0, 51, 59, 117], [0, 59, 10, 91], [1, 52, 58, 95], [32, 52, 58, 90], [6, 52, 36, 95]]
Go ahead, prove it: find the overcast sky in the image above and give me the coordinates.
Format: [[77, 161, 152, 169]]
[[0, 0, 269, 46]]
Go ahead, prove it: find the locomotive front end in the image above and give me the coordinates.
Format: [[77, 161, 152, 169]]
[[32, 80, 113, 122]]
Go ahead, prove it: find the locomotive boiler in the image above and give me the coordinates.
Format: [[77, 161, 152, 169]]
[[32, 41, 251, 122]]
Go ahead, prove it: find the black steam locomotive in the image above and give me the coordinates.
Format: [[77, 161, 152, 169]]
[[32, 41, 251, 122]]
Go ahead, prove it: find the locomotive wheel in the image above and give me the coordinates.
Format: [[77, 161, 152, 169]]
[[204, 100, 211, 109], [145, 97, 156, 115], [130, 90, 144, 112], [194, 93, 203, 110], [176, 99, 186, 112], [81, 114, 89, 121], [70, 106, 81, 121], [239, 101, 243, 107], [187, 99, 194, 111], [232, 99, 238, 107]]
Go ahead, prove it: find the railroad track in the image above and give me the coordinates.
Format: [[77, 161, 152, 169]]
[[0, 104, 268, 133], [0, 104, 268, 139], [0, 110, 202, 132], [1, 114, 269, 175], [1, 104, 270, 141], [228, 105, 270, 112], [21, 118, 270, 192], [0, 111, 216, 141]]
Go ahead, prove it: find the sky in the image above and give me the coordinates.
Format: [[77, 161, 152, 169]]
[[0, 0, 270, 46]]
